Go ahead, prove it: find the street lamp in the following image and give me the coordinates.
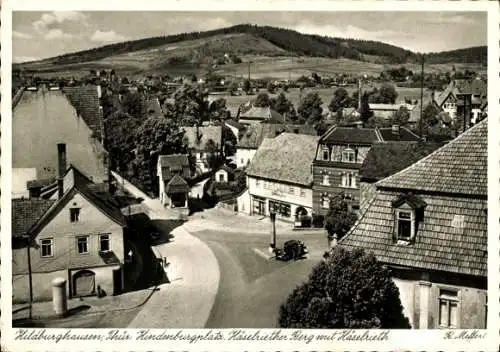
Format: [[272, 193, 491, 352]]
[[269, 211, 277, 254]]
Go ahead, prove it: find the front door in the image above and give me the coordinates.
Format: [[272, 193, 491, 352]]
[[73, 270, 96, 297]]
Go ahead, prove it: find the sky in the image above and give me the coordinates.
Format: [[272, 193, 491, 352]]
[[12, 11, 487, 63]]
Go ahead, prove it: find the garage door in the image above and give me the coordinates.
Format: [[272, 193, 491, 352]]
[[73, 270, 96, 297]]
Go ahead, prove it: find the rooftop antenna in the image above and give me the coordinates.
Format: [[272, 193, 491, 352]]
[[419, 54, 425, 138]]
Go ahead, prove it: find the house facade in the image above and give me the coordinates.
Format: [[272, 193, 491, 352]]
[[183, 126, 223, 174], [12, 84, 107, 198], [157, 154, 191, 210], [245, 133, 319, 225], [312, 126, 421, 216], [12, 164, 126, 302], [340, 119, 488, 329]]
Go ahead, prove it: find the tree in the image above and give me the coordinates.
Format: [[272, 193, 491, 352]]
[[222, 125, 238, 157], [267, 81, 276, 94], [270, 92, 297, 121], [328, 88, 350, 114], [204, 139, 223, 170], [121, 91, 146, 119], [298, 92, 323, 130], [278, 247, 411, 329], [359, 92, 373, 125], [209, 98, 230, 121], [324, 193, 358, 244], [378, 83, 398, 104], [389, 106, 410, 127], [132, 116, 187, 194], [420, 103, 441, 136], [254, 92, 271, 107]]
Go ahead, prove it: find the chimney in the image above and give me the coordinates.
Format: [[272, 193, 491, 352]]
[[57, 143, 66, 199]]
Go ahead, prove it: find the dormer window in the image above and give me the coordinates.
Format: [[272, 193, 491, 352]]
[[391, 193, 427, 244], [321, 147, 329, 161], [342, 148, 356, 163]]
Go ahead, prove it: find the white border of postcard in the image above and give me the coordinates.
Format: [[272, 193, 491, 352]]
[[2, 1, 499, 351]]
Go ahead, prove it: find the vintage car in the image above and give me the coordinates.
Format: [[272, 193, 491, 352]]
[[275, 240, 308, 261]]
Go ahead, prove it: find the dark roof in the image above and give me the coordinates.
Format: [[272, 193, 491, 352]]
[[321, 126, 382, 145], [62, 85, 103, 140], [12, 199, 56, 238], [360, 141, 444, 181], [377, 126, 421, 142], [183, 126, 222, 151], [246, 133, 320, 186], [391, 192, 428, 209], [158, 154, 191, 180], [376, 118, 487, 196], [27, 177, 56, 189], [216, 164, 236, 174], [339, 190, 487, 277], [237, 123, 316, 149], [165, 174, 189, 193]]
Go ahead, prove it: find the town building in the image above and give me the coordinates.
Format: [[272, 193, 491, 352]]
[[368, 103, 415, 119], [235, 123, 316, 169], [157, 154, 191, 210], [244, 133, 320, 226], [238, 106, 285, 125], [339, 118, 488, 329], [12, 84, 107, 198], [183, 126, 223, 174], [312, 125, 421, 216], [12, 146, 126, 302]]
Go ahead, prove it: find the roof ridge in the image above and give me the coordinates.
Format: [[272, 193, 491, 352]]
[[376, 118, 487, 189]]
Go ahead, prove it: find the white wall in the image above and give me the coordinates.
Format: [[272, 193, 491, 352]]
[[237, 188, 251, 215], [12, 168, 37, 199], [248, 177, 313, 209], [236, 148, 256, 169]]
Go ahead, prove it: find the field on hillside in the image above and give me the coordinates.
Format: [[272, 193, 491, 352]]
[[213, 86, 432, 117]]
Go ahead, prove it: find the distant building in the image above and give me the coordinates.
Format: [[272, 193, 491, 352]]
[[340, 119, 488, 329], [369, 103, 415, 119], [312, 125, 421, 216], [157, 154, 191, 210], [236, 123, 316, 169], [183, 126, 223, 174], [245, 133, 320, 226], [12, 145, 126, 302], [238, 106, 285, 125], [12, 84, 107, 198]]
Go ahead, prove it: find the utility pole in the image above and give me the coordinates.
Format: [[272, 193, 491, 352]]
[[419, 54, 425, 138], [25, 235, 33, 320], [358, 77, 362, 110], [248, 61, 251, 81]]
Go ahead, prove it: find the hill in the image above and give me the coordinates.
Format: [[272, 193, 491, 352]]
[[14, 24, 487, 76]]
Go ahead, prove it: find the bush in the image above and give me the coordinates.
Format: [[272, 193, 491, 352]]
[[278, 247, 411, 328]]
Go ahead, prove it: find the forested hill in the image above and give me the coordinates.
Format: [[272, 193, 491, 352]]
[[15, 24, 487, 67]]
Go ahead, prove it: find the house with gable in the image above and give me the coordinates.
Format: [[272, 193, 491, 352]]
[[12, 145, 127, 302], [339, 119, 488, 329], [245, 133, 320, 226], [238, 106, 285, 125], [183, 126, 223, 174], [312, 125, 421, 217], [157, 154, 191, 210], [12, 84, 108, 198]]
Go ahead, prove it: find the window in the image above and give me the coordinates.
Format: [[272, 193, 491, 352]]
[[342, 148, 356, 163], [70, 208, 80, 222], [218, 173, 225, 182], [289, 187, 295, 195], [322, 174, 330, 185], [99, 234, 110, 252], [321, 195, 330, 209], [322, 148, 329, 161], [77, 236, 89, 254], [439, 289, 459, 328], [397, 211, 412, 240], [256, 179, 260, 187], [269, 201, 291, 218], [40, 238, 53, 257], [300, 189, 306, 197], [342, 172, 356, 188], [240, 158, 244, 165]]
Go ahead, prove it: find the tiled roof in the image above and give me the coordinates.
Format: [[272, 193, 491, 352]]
[[321, 126, 382, 145], [158, 154, 191, 180], [12, 199, 56, 238], [376, 118, 487, 196], [239, 106, 283, 121], [377, 126, 421, 142], [165, 174, 189, 193], [62, 85, 103, 140], [246, 133, 320, 186], [361, 141, 444, 182], [339, 190, 487, 277], [183, 126, 222, 151], [237, 123, 316, 149], [26, 177, 56, 189]]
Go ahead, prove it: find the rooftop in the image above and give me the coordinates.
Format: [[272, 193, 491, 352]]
[[62, 85, 103, 140], [377, 126, 421, 142], [246, 133, 320, 186], [12, 198, 56, 238], [320, 126, 382, 145], [237, 123, 315, 149], [376, 118, 487, 196], [183, 126, 222, 151]]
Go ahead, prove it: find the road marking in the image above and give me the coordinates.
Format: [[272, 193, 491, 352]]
[[252, 248, 274, 260]]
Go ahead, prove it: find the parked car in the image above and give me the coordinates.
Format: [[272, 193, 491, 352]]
[[275, 240, 308, 261]]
